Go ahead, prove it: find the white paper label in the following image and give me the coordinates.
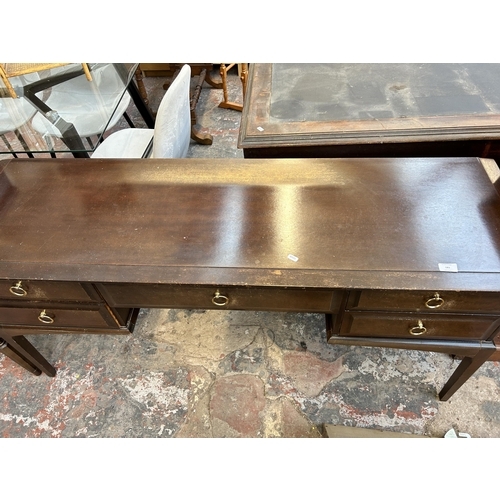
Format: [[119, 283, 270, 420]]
[[287, 254, 299, 262], [257, 126, 264, 131], [438, 263, 458, 272]]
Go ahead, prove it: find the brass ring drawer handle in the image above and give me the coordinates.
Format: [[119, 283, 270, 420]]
[[212, 290, 229, 307], [9, 280, 28, 297], [425, 292, 444, 309], [409, 320, 427, 336], [38, 310, 55, 324]]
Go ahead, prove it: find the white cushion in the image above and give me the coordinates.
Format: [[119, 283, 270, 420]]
[[91, 128, 154, 158]]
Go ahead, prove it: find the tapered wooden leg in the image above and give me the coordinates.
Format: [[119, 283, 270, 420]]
[[439, 347, 495, 401], [2, 335, 56, 377], [0, 338, 42, 376]]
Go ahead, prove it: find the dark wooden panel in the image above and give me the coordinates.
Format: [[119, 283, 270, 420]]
[[339, 312, 500, 340], [0, 279, 99, 302], [0, 157, 499, 292], [0, 305, 118, 329], [97, 283, 342, 313], [241, 141, 500, 161], [347, 290, 500, 314]]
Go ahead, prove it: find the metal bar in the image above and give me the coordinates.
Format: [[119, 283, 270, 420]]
[[23, 89, 89, 158], [127, 77, 155, 128], [142, 137, 154, 158], [1, 134, 18, 157], [112, 63, 155, 129], [14, 131, 35, 158]]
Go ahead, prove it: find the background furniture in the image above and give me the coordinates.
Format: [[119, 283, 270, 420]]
[[91, 65, 191, 158], [0, 75, 39, 157], [0, 63, 153, 158], [159, 63, 222, 146], [218, 63, 248, 111], [0, 63, 92, 98], [0, 156, 499, 401], [238, 63, 500, 161], [31, 63, 133, 152]]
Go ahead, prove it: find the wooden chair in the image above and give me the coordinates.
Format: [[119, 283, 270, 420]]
[[218, 63, 248, 111], [0, 63, 91, 98]]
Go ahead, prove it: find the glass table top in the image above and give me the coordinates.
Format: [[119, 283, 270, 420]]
[[0, 63, 138, 157]]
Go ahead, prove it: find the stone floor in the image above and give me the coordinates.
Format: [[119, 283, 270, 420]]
[[1, 66, 500, 438]]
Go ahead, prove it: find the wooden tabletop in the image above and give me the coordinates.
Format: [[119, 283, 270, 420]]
[[0, 157, 499, 290]]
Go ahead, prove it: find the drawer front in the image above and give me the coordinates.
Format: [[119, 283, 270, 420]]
[[0, 305, 118, 329], [340, 312, 500, 340], [97, 284, 342, 313], [0, 279, 99, 302], [347, 290, 500, 314]]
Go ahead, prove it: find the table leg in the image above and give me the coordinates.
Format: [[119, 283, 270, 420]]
[[0, 338, 42, 376], [1, 334, 56, 377], [438, 346, 496, 401]]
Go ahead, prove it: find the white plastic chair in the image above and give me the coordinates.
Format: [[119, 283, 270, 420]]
[[91, 64, 191, 158], [31, 63, 131, 142]]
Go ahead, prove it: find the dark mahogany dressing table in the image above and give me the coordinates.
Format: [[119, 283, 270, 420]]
[[0, 157, 499, 401]]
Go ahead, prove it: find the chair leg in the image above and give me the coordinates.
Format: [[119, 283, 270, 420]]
[[1, 134, 19, 158], [14, 131, 34, 158], [218, 63, 243, 112], [240, 63, 248, 100], [189, 68, 213, 146], [123, 112, 135, 128], [126, 78, 155, 128], [134, 67, 149, 106]]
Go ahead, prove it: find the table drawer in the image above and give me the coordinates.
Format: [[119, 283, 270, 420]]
[[346, 290, 500, 314], [0, 305, 119, 329], [0, 279, 99, 302], [97, 283, 342, 313], [339, 312, 500, 340]]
